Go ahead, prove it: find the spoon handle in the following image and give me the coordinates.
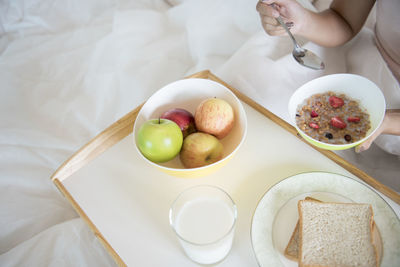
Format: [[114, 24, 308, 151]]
[[277, 17, 303, 52]]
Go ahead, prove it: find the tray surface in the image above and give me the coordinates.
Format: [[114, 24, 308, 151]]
[[51, 70, 400, 266]]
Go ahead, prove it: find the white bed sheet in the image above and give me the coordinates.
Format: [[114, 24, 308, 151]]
[[0, 0, 399, 266]]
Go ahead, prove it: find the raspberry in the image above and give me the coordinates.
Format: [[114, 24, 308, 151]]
[[309, 122, 320, 129], [330, 116, 347, 129], [347, 116, 360, 122], [329, 96, 344, 108], [310, 110, 318, 118]]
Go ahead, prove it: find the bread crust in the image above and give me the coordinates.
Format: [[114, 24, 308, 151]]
[[298, 199, 305, 267], [369, 206, 379, 267], [283, 221, 300, 261]]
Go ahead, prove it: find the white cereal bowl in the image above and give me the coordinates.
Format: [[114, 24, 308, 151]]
[[288, 74, 386, 150], [133, 78, 247, 178]]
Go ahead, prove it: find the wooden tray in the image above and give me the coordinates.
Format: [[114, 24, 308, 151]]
[[50, 70, 400, 266]]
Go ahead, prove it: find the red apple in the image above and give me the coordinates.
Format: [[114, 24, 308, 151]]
[[161, 108, 196, 138], [180, 132, 223, 168], [194, 98, 234, 139]]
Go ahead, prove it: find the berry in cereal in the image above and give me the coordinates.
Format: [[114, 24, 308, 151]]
[[311, 110, 319, 117], [330, 116, 347, 129], [329, 95, 344, 108], [347, 116, 361, 122], [309, 122, 320, 129]]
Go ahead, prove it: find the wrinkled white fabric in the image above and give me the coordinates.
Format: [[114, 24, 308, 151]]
[[0, 0, 399, 266]]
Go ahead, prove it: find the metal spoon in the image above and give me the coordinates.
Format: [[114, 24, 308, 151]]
[[275, 15, 325, 70]]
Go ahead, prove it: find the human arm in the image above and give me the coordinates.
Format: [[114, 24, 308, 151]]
[[356, 110, 400, 152], [256, 0, 376, 47]]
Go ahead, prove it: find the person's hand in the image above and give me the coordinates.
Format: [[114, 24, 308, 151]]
[[356, 110, 400, 153], [355, 121, 386, 153], [256, 0, 308, 36]]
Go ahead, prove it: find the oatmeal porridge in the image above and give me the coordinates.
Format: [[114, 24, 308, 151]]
[[295, 91, 371, 144]]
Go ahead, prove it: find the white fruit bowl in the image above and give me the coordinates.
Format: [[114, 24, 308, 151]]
[[288, 74, 386, 150], [133, 78, 247, 178]]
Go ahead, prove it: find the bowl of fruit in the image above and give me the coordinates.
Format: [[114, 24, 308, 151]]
[[133, 78, 247, 178], [288, 74, 386, 150]]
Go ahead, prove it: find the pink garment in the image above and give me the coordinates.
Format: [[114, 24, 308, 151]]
[[373, 0, 400, 156], [375, 0, 400, 83]]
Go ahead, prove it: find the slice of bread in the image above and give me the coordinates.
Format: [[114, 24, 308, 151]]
[[284, 198, 381, 264], [284, 197, 319, 261], [298, 199, 377, 267], [284, 220, 300, 261]]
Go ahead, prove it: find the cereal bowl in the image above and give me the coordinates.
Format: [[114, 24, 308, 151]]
[[133, 78, 247, 178], [288, 74, 386, 150]]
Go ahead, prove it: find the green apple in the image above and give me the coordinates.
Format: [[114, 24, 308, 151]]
[[180, 132, 223, 168], [137, 119, 183, 163]]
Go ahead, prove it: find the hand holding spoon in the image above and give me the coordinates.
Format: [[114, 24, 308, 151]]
[[273, 6, 325, 70]]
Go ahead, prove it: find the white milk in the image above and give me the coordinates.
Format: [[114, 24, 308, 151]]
[[175, 198, 235, 264]]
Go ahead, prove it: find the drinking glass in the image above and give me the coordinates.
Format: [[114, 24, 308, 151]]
[[169, 185, 237, 265]]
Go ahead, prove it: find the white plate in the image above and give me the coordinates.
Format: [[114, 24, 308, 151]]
[[251, 172, 400, 267]]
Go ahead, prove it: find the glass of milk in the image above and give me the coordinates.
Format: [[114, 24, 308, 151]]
[[169, 185, 237, 265]]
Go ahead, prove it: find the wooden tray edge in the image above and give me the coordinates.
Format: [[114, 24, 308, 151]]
[[50, 104, 143, 182], [53, 178, 126, 267]]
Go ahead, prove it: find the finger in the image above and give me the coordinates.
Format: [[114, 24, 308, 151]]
[[260, 0, 275, 4], [259, 15, 287, 35], [262, 25, 287, 36], [260, 14, 280, 27], [266, 0, 295, 7], [355, 140, 373, 153], [260, 18, 283, 35], [260, 16, 294, 35], [263, 15, 294, 29], [355, 127, 383, 153], [262, 22, 283, 32], [268, 30, 287, 36], [256, 1, 280, 17]]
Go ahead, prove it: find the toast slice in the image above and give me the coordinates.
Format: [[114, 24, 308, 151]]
[[284, 197, 319, 261], [283, 220, 300, 261], [298, 199, 377, 267], [284, 198, 381, 264]]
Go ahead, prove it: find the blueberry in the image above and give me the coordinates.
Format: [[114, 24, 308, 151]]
[[325, 133, 333, 139], [296, 114, 300, 117], [344, 134, 352, 142]]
